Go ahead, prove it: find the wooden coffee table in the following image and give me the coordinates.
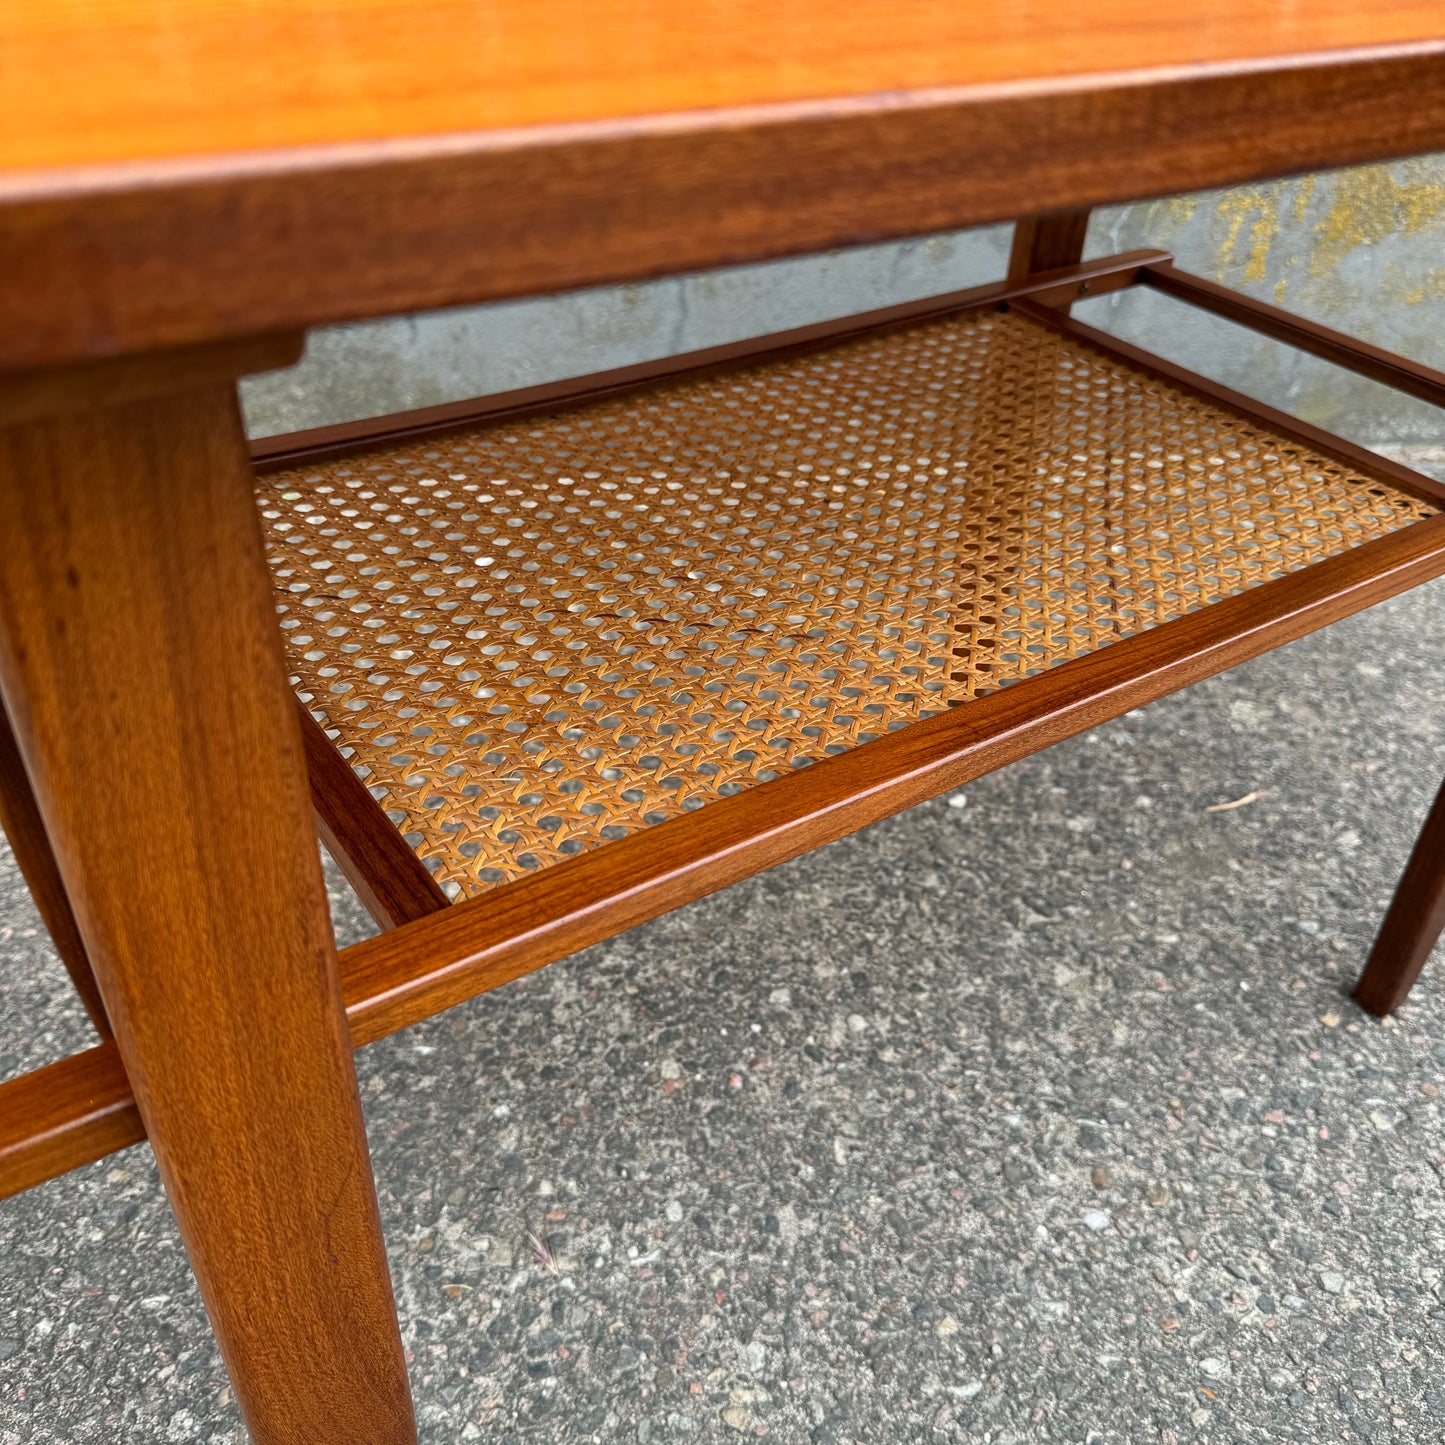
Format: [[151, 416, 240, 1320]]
[[3, 6, 1445, 1441]]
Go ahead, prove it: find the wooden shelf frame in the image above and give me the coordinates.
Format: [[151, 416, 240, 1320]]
[[6, 249, 1445, 1199]]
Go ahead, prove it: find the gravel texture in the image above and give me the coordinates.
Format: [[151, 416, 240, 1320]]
[[2, 574, 1444, 1445]]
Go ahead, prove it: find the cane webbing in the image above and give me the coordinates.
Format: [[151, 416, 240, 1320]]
[[258, 309, 1435, 897]]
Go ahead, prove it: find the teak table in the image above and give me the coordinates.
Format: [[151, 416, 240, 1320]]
[[3, 6, 1445, 1442]]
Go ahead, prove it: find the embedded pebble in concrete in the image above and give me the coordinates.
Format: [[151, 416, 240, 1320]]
[[2, 578, 1445, 1443]]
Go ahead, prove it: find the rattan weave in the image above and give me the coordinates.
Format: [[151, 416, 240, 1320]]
[[258, 309, 1436, 896]]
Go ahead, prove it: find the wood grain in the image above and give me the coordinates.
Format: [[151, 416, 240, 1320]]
[[0, 333, 304, 428], [0, 1043, 137, 1195], [0, 695, 110, 1035], [5, 44, 1445, 369], [1008, 211, 1093, 283], [1354, 775, 1445, 1016], [0, 368, 415, 1443]]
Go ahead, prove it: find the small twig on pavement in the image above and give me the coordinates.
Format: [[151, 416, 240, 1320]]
[[1204, 789, 1270, 814]]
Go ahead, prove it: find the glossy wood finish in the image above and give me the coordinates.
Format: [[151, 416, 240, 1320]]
[[5, 31, 1445, 369], [299, 706, 450, 930], [0, 1043, 138, 1196], [1009, 209, 1094, 315], [0, 696, 109, 1035], [10, 506, 1445, 1198], [0, 367, 415, 1444], [251, 249, 1162, 468], [1354, 775, 1445, 1016], [1141, 263, 1445, 410]]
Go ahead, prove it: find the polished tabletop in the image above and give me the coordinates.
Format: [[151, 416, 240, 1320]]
[[2, 2, 1444, 369], [2, 0, 1442, 172]]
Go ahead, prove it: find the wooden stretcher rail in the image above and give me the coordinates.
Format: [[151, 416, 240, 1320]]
[[0, 700, 110, 1036], [1012, 299, 1445, 509], [1139, 261, 1445, 413], [249, 250, 1164, 472], [7, 507, 1445, 1198], [298, 706, 450, 931]]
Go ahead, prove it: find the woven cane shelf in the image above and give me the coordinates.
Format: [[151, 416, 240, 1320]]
[[258, 281, 1440, 903]]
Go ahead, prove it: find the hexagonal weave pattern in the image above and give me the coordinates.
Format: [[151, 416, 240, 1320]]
[[258, 309, 1435, 897]]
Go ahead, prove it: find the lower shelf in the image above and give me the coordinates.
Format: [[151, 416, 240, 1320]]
[[7, 252, 1445, 1197], [258, 297, 1437, 900]]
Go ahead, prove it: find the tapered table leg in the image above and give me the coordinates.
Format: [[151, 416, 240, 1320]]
[[0, 347, 416, 1445], [1353, 773, 1445, 1017]]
